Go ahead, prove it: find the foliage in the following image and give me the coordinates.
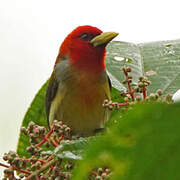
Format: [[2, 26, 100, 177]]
[[17, 81, 48, 157], [106, 40, 180, 94], [1, 39, 180, 179], [73, 103, 180, 180]]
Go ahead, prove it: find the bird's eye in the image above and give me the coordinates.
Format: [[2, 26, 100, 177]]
[[80, 33, 94, 41]]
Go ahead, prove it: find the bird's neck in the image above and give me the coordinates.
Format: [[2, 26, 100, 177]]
[[70, 48, 106, 74], [55, 49, 106, 74]]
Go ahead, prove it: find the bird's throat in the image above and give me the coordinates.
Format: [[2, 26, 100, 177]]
[[70, 47, 106, 73]]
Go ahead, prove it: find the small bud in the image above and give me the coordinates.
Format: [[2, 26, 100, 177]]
[[30, 156, 37, 163], [128, 75, 133, 79], [101, 172, 108, 179], [136, 96, 141, 101], [64, 163, 73, 170], [120, 90, 126, 97], [126, 67, 132, 72], [108, 104, 113, 110], [12, 157, 20, 167], [53, 120, 58, 124], [139, 76, 144, 81], [154, 93, 159, 99], [138, 82, 144, 88], [54, 124, 61, 132], [132, 86, 138, 93], [103, 99, 109, 107], [64, 173, 72, 179], [124, 97, 129, 102], [156, 89, 163, 96], [113, 103, 119, 110], [3, 153, 8, 161], [52, 166, 59, 175], [33, 125, 40, 136], [145, 96, 150, 102], [59, 121, 63, 125], [21, 160, 26, 169], [19, 173, 25, 178], [29, 133, 34, 138], [60, 125, 64, 130], [65, 127, 71, 132], [104, 99, 109, 104], [26, 145, 36, 155], [97, 167, 103, 174], [4, 168, 13, 175], [95, 176, 102, 180], [166, 93, 173, 102], [21, 127, 27, 135], [31, 164, 37, 171], [28, 121, 35, 132], [57, 130, 63, 136], [143, 82, 148, 87], [39, 127, 46, 136], [105, 168, 110, 174], [149, 93, 156, 101], [35, 161, 41, 169], [62, 124, 67, 129], [9, 151, 17, 159]]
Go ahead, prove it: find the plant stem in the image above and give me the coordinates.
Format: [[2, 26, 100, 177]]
[[26, 159, 57, 180], [49, 138, 59, 147], [0, 162, 9, 168], [111, 102, 129, 107], [0, 163, 31, 175], [36, 125, 54, 147], [122, 68, 135, 101], [142, 86, 147, 99], [127, 82, 135, 101]]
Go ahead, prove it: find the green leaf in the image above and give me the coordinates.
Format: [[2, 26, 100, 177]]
[[106, 41, 143, 91], [40, 138, 89, 161], [54, 138, 89, 154], [106, 40, 180, 94], [56, 151, 82, 160], [72, 103, 180, 180], [139, 40, 180, 94], [16, 81, 48, 157]]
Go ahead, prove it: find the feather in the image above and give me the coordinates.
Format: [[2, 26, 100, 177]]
[[45, 60, 111, 136]]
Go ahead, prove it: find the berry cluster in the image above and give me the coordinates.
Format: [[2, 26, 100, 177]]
[[121, 66, 151, 101], [90, 167, 111, 180], [1, 120, 73, 179], [22, 120, 71, 150], [103, 66, 173, 111]]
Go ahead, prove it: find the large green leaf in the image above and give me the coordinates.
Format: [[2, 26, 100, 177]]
[[139, 40, 180, 94], [106, 40, 180, 94], [72, 103, 180, 180], [106, 41, 143, 91], [16, 81, 48, 156]]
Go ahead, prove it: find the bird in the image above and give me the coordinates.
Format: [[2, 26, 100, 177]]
[[45, 25, 118, 136]]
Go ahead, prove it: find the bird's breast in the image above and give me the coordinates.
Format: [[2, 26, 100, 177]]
[[49, 62, 110, 136]]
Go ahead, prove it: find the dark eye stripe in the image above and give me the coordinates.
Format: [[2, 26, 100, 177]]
[[80, 33, 94, 41]]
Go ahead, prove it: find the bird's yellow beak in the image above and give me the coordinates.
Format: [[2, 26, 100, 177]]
[[90, 32, 119, 47]]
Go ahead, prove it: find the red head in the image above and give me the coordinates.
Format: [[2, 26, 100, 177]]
[[56, 25, 118, 73]]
